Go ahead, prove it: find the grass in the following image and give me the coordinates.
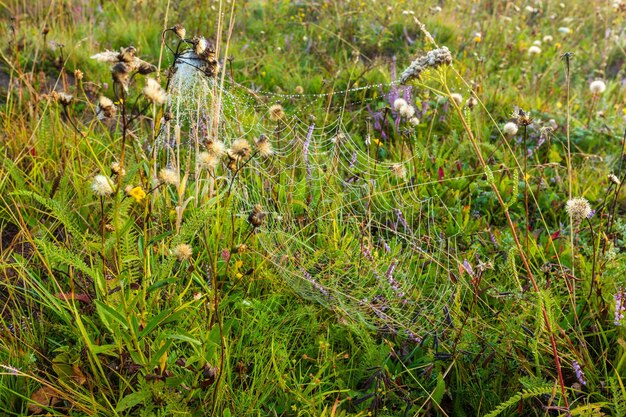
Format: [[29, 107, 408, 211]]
[[1, 0, 626, 416]]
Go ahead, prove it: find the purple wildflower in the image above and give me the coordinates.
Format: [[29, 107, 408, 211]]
[[615, 289, 625, 325], [573, 361, 587, 386], [462, 259, 475, 277]]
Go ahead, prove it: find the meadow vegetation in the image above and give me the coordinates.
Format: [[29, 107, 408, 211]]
[[1, 0, 626, 416]]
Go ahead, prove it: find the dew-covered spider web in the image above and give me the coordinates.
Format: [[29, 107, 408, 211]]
[[156, 50, 481, 345]]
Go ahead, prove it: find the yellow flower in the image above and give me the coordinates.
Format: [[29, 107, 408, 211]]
[[372, 138, 382, 146], [128, 186, 146, 202]]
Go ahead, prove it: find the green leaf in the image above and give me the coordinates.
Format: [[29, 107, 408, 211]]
[[95, 300, 129, 331], [115, 389, 152, 412]]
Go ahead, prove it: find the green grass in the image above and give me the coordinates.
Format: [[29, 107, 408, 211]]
[[0, 0, 625, 416]]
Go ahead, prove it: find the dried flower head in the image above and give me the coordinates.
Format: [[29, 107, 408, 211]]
[[97, 96, 116, 119], [110, 161, 126, 176], [172, 243, 193, 261], [172, 23, 186, 39], [143, 78, 168, 104], [51, 91, 73, 106], [74, 69, 83, 81], [205, 140, 226, 158], [390, 163, 406, 178], [409, 117, 420, 126], [248, 204, 266, 228], [193, 36, 209, 57], [159, 168, 180, 186], [269, 104, 285, 121], [503, 122, 519, 136], [566, 197, 592, 223], [590, 80, 606, 94], [197, 151, 220, 170], [294, 85, 304, 94], [91, 175, 115, 196], [466, 97, 478, 109], [229, 139, 252, 160], [399, 46, 452, 84], [608, 174, 621, 186], [91, 46, 156, 92], [450, 93, 463, 105], [255, 134, 273, 157]]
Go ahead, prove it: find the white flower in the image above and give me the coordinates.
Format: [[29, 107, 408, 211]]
[[590, 80, 606, 95], [91, 175, 115, 196], [542, 35, 553, 43], [409, 117, 420, 126], [143, 78, 168, 104], [528, 45, 541, 55], [503, 122, 519, 136], [172, 243, 193, 261], [197, 151, 219, 170], [393, 98, 408, 111]]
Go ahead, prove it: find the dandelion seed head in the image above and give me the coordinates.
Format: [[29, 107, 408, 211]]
[[590, 80, 606, 94], [503, 122, 519, 136], [409, 116, 420, 126], [399, 104, 415, 118], [393, 98, 408, 111], [528, 45, 542, 55]]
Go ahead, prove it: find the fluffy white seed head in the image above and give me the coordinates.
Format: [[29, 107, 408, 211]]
[[409, 117, 420, 126], [503, 122, 519, 136], [91, 175, 115, 196], [159, 168, 180, 186], [566, 197, 592, 222], [393, 98, 408, 111], [143, 78, 168, 104], [172, 243, 193, 261], [399, 104, 415, 118], [590, 80, 606, 94], [197, 151, 220, 170], [450, 93, 463, 105], [528, 45, 541, 55]]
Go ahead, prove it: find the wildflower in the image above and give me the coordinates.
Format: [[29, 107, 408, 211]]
[[608, 174, 621, 186], [248, 204, 266, 228], [96, 96, 116, 119], [399, 104, 415, 118], [51, 91, 73, 106], [268, 104, 285, 121], [466, 97, 478, 109], [450, 93, 463, 105], [615, 289, 625, 325], [197, 151, 220, 170], [399, 46, 453, 84], [503, 122, 519, 136], [409, 117, 420, 126], [528, 45, 541, 55], [205, 140, 226, 158], [393, 98, 408, 111], [294, 85, 304, 94], [143, 78, 168, 104], [159, 168, 180, 186], [110, 161, 125, 176], [572, 361, 587, 386], [566, 197, 592, 223], [590, 80, 606, 95], [172, 243, 193, 261], [74, 69, 84, 81], [229, 138, 251, 160], [91, 175, 115, 196], [125, 186, 146, 202], [543, 35, 553, 43], [390, 163, 406, 178], [255, 134, 273, 157], [473, 32, 482, 43]]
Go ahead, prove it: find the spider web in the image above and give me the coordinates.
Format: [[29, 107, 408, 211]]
[[159, 54, 477, 344]]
